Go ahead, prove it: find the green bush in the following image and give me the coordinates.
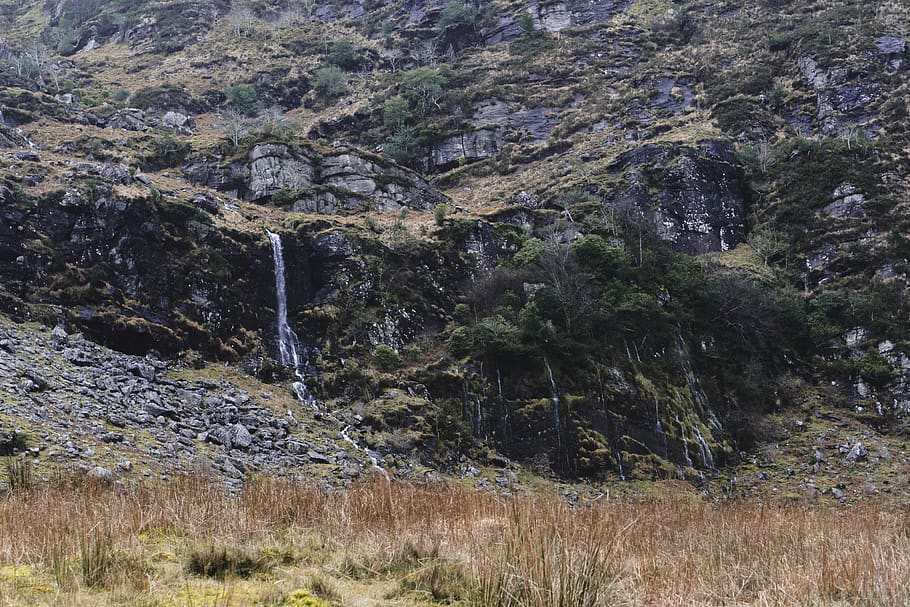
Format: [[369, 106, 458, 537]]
[[513, 238, 545, 268], [373, 345, 402, 370], [384, 127, 420, 166], [225, 83, 259, 115], [313, 66, 347, 98], [383, 96, 412, 128], [142, 134, 191, 170], [327, 39, 357, 70], [519, 10, 534, 32], [765, 31, 792, 51], [434, 203, 448, 226], [436, 1, 477, 30], [400, 67, 448, 111], [857, 351, 895, 386], [271, 188, 297, 206]]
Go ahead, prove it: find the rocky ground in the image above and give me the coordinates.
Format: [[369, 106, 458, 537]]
[[0, 314, 414, 491]]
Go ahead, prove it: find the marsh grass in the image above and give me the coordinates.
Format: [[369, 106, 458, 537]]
[[0, 474, 908, 606]]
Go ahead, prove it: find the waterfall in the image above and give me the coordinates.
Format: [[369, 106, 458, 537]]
[[654, 401, 668, 458], [675, 414, 694, 468], [693, 424, 716, 470], [266, 230, 317, 410], [676, 332, 721, 430], [496, 367, 511, 445], [473, 396, 484, 438], [341, 425, 390, 480], [543, 356, 562, 452]]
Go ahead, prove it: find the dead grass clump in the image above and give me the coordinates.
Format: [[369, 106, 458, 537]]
[[472, 500, 619, 607], [400, 559, 470, 603], [185, 545, 275, 580], [3, 458, 32, 493], [76, 528, 150, 592], [307, 572, 342, 603]]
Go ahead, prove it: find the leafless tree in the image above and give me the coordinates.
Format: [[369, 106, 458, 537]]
[[537, 225, 594, 331], [217, 109, 250, 148], [46, 62, 65, 92], [226, 6, 256, 37], [411, 39, 439, 67]]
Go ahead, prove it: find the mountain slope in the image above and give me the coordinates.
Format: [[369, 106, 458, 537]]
[[0, 0, 908, 495]]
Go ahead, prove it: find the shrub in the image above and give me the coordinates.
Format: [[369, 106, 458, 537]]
[[382, 95, 412, 128], [225, 83, 259, 115], [384, 127, 420, 166], [434, 203, 448, 226], [186, 545, 274, 579], [313, 66, 347, 98], [513, 238, 546, 267], [142, 134, 191, 170], [254, 106, 298, 139], [373, 344, 402, 370], [58, 25, 78, 55], [437, 1, 477, 30], [401, 67, 448, 110], [271, 188, 298, 206], [857, 350, 895, 386], [766, 31, 792, 51], [326, 39, 357, 70], [519, 10, 535, 32]]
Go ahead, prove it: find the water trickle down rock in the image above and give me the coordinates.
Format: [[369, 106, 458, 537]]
[[543, 356, 564, 472]]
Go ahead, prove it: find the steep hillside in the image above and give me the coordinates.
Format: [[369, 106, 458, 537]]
[[0, 0, 909, 497]]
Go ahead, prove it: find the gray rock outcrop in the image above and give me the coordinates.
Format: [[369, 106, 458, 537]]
[[607, 141, 749, 255], [184, 143, 448, 213]]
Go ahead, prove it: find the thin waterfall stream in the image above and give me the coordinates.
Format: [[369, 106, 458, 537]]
[[543, 356, 562, 453], [267, 230, 389, 479], [267, 230, 318, 411]]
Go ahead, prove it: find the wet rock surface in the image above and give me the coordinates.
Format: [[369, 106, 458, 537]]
[[607, 141, 749, 254]]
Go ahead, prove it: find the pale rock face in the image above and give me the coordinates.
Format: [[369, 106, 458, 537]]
[[322, 154, 379, 196], [537, 3, 572, 31], [824, 183, 866, 219], [186, 144, 449, 213], [430, 129, 502, 170], [246, 144, 316, 200], [844, 327, 870, 348], [162, 111, 190, 129]]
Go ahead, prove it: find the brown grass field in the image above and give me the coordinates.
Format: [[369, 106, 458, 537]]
[[0, 468, 908, 607]]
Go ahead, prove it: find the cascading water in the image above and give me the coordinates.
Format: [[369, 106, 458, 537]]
[[676, 332, 721, 430], [267, 230, 389, 478], [266, 230, 318, 411], [693, 424, 716, 470], [654, 401, 669, 458], [341, 425, 390, 480], [675, 414, 694, 469], [543, 356, 562, 452]]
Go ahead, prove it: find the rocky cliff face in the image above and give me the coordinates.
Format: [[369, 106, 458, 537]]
[[608, 141, 749, 255]]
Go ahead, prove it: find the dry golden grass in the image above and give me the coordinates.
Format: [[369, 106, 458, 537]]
[[0, 473, 908, 606]]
